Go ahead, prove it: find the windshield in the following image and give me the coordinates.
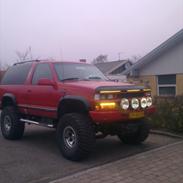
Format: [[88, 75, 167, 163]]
[[54, 63, 108, 81]]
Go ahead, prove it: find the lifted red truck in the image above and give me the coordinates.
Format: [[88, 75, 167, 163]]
[[0, 60, 155, 160]]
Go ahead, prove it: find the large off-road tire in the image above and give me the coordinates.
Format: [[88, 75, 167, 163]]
[[118, 121, 150, 144], [0, 106, 25, 140], [56, 113, 95, 161]]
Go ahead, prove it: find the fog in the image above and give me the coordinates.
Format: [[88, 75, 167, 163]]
[[0, 0, 182, 66]]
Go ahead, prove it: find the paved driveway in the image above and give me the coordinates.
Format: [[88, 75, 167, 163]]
[[53, 141, 183, 183], [0, 125, 181, 183]]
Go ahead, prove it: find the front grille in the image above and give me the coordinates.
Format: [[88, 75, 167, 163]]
[[120, 92, 144, 98]]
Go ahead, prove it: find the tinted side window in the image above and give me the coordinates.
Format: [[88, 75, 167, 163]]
[[1, 63, 32, 85], [32, 63, 52, 84]]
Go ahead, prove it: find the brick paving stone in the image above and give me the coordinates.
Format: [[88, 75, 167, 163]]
[[51, 141, 183, 183]]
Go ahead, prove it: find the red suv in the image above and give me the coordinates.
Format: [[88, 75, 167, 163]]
[[0, 60, 155, 160]]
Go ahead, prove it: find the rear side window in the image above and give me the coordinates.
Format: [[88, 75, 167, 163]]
[[1, 63, 32, 85], [32, 63, 52, 84]]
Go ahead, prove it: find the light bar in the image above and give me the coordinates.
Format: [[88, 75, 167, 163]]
[[143, 89, 151, 92], [99, 90, 121, 94], [127, 89, 141, 93]]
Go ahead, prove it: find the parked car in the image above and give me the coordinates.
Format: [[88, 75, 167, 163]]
[[0, 60, 155, 160]]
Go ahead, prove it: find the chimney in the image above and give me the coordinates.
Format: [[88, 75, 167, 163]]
[[79, 59, 87, 63]]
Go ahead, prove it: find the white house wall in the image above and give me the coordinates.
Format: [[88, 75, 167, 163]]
[[139, 42, 183, 76], [107, 75, 127, 82]]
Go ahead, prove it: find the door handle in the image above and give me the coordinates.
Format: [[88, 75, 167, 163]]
[[27, 89, 32, 93]]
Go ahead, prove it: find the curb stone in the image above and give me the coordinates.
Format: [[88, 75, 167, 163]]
[[150, 129, 183, 139]]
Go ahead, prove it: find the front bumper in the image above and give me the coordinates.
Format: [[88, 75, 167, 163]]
[[89, 105, 155, 124]]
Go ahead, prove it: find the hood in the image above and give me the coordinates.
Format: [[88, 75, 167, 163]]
[[61, 80, 144, 91]]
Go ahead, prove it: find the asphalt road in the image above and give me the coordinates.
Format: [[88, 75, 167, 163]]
[[0, 124, 181, 183]]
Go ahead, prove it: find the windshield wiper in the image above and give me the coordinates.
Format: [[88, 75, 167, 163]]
[[87, 76, 102, 80], [61, 77, 80, 81], [62, 76, 105, 81]]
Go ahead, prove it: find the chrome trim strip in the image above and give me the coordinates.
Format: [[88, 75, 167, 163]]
[[18, 104, 57, 112]]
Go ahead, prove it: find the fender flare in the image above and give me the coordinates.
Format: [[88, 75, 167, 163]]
[[2, 93, 17, 108], [57, 95, 90, 117]]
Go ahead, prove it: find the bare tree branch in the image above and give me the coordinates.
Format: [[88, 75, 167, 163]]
[[92, 54, 108, 64], [15, 46, 33, 62]]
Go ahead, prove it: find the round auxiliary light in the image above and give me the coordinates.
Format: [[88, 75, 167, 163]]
[[141, 97, 147, 108], [120, 98, 129, 110], [131, 98, 139, 109], [147, 97, 152, 107]]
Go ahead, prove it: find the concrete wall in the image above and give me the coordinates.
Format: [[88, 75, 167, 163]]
[[107, 74, 127, 82], [139, 42, 183, 76]]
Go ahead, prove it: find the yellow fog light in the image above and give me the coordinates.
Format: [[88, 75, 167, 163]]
[[95, 102, 116, 110], [100, 102, 116, 109]]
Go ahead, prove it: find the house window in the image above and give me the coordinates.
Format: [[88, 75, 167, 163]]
[[157, 75, 176, 96]]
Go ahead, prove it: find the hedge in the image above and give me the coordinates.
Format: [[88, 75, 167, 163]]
[[147, 96, 183, 133]]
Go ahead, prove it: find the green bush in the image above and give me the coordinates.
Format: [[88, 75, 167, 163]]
[[147, 96, 183, 133]]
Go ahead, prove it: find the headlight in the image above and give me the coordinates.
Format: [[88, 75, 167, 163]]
[[141, 97, 147, 108], [100, 94, 106, 100], [107, 94, 114, 99], [94, 94, 114, 100], [120, 98, 129, 110], [94, 94, 100, 100], [147, 97, 152, 107], [131, 98, 139, 109]]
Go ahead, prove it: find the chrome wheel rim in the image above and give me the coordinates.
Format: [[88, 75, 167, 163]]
[[63, 126, 77, 148], [4, 115, 12, 133]]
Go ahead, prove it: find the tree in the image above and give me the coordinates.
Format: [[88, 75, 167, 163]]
[[0, 60, 10, 70], [16, 46, 33, 62], [130, 55, 141, 63], [92, 54, 108, 64]]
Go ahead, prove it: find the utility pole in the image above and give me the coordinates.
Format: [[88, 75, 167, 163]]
[[60, 48, 64, 61], [118, 52, 123, 61], [28, 46, 33, 60]]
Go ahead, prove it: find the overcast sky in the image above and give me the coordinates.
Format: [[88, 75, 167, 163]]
[[0, 0, 182, 66]]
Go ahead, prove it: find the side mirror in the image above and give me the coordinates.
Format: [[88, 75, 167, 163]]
[[38, 78, 57, 88]]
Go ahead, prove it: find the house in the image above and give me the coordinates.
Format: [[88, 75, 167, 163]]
[[95, 60, 132, 81], [123, 29, 183, 97]]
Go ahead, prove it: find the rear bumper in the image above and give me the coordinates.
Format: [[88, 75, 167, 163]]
[[89, 106, 155, 124]]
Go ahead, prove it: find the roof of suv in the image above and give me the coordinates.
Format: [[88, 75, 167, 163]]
[[13, 60, 90, 66]]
